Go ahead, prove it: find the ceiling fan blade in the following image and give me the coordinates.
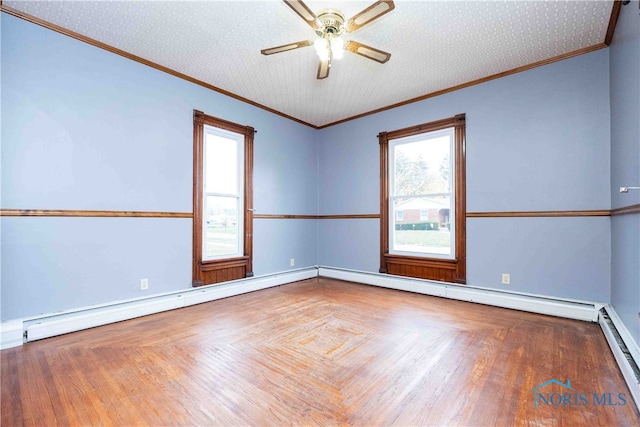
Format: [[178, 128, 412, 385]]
[[284, 0, 320, 30], [261, 40, 312, 55], [345, 41, 391, 64], [346, 0, 395, 33], [317, 58, 331, 80]]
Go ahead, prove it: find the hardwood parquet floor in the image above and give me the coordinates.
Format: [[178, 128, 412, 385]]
[[2, 277, 638, 426]]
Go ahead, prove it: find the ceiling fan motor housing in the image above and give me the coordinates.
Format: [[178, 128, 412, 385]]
[[316, 9, 345, 38]]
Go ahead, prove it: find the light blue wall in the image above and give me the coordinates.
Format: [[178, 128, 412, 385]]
[[251, 92, 319, 275], [1, 9, 622, 321], [1, 14, 318, 320], [467, 217, 610, 301], [254, 219, 317, 273], [318, 219, 379, 272], [610, 1, 640, 343], [1, 217, 191, 316], [318, 49, 612, 302]]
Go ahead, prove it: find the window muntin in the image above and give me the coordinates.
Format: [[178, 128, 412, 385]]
[[202, 126, 244, 261], [389, 128, 455, 259]]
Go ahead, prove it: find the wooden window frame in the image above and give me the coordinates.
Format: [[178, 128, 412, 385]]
[[193, 110, 254, 287], [379, 114, 466, 284]]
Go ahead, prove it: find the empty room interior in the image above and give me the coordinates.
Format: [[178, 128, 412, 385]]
[[1, 0, 640, 425]]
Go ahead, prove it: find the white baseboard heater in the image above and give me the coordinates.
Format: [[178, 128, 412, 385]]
[[599, 307, 640, 410], [19, 267, 318, 345], [3, 266, 603, 349], [3, 265, 638, 410], [319, 266, 640, 409], [318, 267, 602, 322]]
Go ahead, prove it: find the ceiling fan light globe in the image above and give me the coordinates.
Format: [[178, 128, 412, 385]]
[[314, 38, 330, 60], [314, 38, 328, 52], [330, 37, 344, 52]]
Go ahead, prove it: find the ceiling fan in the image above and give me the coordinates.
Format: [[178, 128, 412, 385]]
[[261, 0, 395, 79]]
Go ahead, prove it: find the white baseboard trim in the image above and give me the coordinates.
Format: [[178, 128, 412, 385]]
[[0, 320, 24, 350], [318, 267, 640, 407], [318, 267, 602, 322], [1, 267, 318, 348], [5, 264, 638, 413], [1, 266, 615, 349], [598, 307, 640, 410]]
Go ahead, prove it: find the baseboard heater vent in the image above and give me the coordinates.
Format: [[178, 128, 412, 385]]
[[601, 309, 640, 379], [22, 267, 318, 344], [598, 307, 640, 410]]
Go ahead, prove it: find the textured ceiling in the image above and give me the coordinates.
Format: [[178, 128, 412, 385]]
[[4, 0, 614, 127]]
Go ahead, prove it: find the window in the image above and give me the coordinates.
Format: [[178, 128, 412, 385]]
[[193, 110, 254, 287], [203, 127, 244, 260], [389, 127, 455, 259], [379, 114, 466, 283], [396, 210, 404, 221]]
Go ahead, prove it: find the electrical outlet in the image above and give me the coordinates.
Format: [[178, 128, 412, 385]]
[[290, 258, 295, 267], [140, 278, 149, 290], [501, 273, 510, 285]]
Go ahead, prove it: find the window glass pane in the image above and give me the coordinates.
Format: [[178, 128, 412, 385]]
[[392, 195, 452, 256], [204, 195, 239, 258], [393, 134, 451, 196], [205, 131, 238, 195], [390, 128, 454, 258]]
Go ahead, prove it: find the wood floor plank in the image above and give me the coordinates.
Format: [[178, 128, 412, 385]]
[[2, 277, 638, 426]]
